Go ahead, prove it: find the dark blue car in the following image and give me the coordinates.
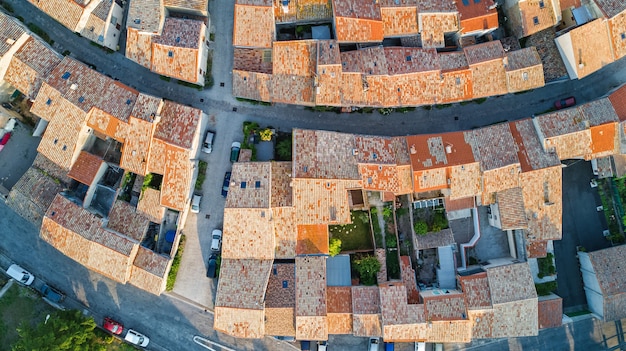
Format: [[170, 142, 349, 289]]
[[222, 172, 231, 197], [40, 284, 65, 303]]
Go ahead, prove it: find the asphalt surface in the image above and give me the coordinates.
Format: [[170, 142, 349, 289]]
[[554, 160, 612, 308]]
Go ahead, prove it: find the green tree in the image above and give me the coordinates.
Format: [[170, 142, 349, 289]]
[[414, 221, 428, 235], [276, 139, 292, 160], [329, 238, 342, 256], [385, 234, 397, 248], [12, 310, 105, 351], [355, 256, 382, 286]]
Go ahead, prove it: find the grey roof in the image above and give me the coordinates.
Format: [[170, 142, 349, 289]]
[[326, 254, 351, 286]]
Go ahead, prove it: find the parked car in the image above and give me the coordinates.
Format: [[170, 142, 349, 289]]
[[206, 254, 218, 278], [221, 171, 231, 197], [39, 284, 65, 303], [201, 130, 215, 154], [190, 194, 202, 213], [211, 229, 223, 252], [300, 340, 310, 350], [230, 142, 241, 163], [2, 102, 12, 110], [318, 341, 328, 351], [554, 96, 576, 110], [0, 132, 11, 152], [103, 317, 123, 335], [6, 264, 34, 285], [124, 329, 150, 347], [384, 342, 394, 351], [369, 337, 380, 351]]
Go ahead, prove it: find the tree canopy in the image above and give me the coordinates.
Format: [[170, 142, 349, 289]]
[[354, 256, 382, 286]]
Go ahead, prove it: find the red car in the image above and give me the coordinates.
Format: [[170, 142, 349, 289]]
[[0, 132, 10, 152], [554, 96, 576, 110], [103, 317, 123, 335]]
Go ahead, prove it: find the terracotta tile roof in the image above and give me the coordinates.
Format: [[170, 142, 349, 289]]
[[125, 28, 153, 68], [465, 123, 519, 171], [131, 246, 169, 277], [266, 263, 296, 308], [265, 308, 296, 336], [127, 0, 163, 33], [535, 108, 586, 138], [359, 164, 413, 194], [0, 12, 24, 56], [439, 51, 469, 71], [526, 240, 548, 258], [381, 7, 418, 37], [505, 48, 545, 93], [296, 224, 329, 254], [106, 200, 149, 241], [44, 57, 138, 121], [233, 4, 275, 48], [153, 100, 201, 150], [594, 0, 626, 18], [28, 0, 84, 31], [327, 286, 353, 313], [273, 207, 297, 258], [225, 162, 271, 208], [459, 271, 492, 309], [4, 37, 62, 100], [271, 162, 293, 207], [444, 196, 475, 212], [380, 284, 424, 325], [333, 3, 384, 43], [417, 0, 456, 11], [163, 0, 209, 12], [419, 13, 459, 49], [354, 134, 405, 165], [422, 291, 467, 321], [580, 98, 619, 126], [609, 84, 626, 121], [295, 256, 327, 316], [407, 131, 476, 172], [469, 299, 538, 338], [470, 58, 508, 98], [333, 0, 381, 19], [317, 40, 340, 65], [136, 187, 165, 222], [214, 307, 265, 338], [516, 0, 557, 37], [232, 70, 272, 101], [292, 178, 361, 224], [537, 295, 562, 329], [222, 208, 275, 259], [464, 40, 504, 65], [520, 166, 562, 242], [328, 313, 353, 334], [292, 129, 360, 173], [510, 118, 560, 172], [609, 12, 626, 60], [274, 0, 333, 22], [273, 40, 317, 77], [120, 117, 154, 176], [352, 286, 381, 314], [590, 122, 618, 156], [296, 315, 328, 340], [566, 19, 614, 79], [352, 314, 383, 336], [159, 144, 193, 211], [415, 228, 455, 249], [271, 74, 315, 105], [586, 246, 626, 296], [6, 166, 65, 226], [151, 18, 205, 83], [383, 319, 472, 343], [215, 258, 273, 309], [486, 262, 537, 305], [455, 0, 498, 33], [399, 257, 420, 304], [154, 17, 203, 49], [233, 48, 273, 73], [67, 151, 103, 185], [496, 187, 528, 230]]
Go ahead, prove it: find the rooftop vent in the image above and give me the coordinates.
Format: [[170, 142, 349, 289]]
[[62, 72, 71, 80], [410, 145, 417, 154], [445, 145, 452, 154], [352, 149, 358, 155], [5, 38, 15, 45], [134, 19, 141, 24], [70, 83, 78, 90]]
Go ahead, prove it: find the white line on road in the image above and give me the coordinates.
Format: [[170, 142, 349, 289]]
[[193, 336, 236, 351]]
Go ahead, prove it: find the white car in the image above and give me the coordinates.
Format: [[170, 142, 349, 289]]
[[211, 229, 223, 251], [6, 264, 35, 285], [369, 337, 380, 351], [124, 329, 149, 347], [190, 194, 202, 214]]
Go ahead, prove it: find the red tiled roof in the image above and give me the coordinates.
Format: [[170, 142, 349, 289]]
[[406, 131, 476, 171], [538, 296, 562, 329], [327, 286, 353, 313], [459, 272, 492, 309], [67, 151, 102, 185], [609, 84, 626, 121], [444, 196, 475, 212], [153, 100, 201, 149]]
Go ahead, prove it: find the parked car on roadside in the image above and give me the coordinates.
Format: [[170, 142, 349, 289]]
[[222, 171, 231, 197], [190, 194, 202, 214], [6, 264, 34, 285], [39, 284, 65, 303], [211, 229, 223, 252], [103, 317, 123, 335], [124, 329, 150, 347], [206, 254, 218, 278], [201, 130, 215, 154], [554, 96, 576, 110], [369, 337, 380, 351], [0, 132, 11, 152], [318, 341, 328, 351], [230, 142, 241, 163]]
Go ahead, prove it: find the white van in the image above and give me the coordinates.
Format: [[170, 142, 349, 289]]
[[201, 131, 215, 154], [190, 194, 202, 213], [6, 264, 35, 285], [125, 329, 150, 347]]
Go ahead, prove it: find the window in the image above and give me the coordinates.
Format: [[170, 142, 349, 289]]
[[406, 55, 412, 62], [533, 16, 539, 25], [134, 19, 141, 24], [522, 72, 528, 81], [255, 181, 261, 188], [282, 281, 288, 288], [455, 77, 461, 85], [168, 51, 173, 57], [62, 72, 71, 80], [539, 0, 544, 8], [62, 145, 67, 151], [126, 99, 132, 105], [243, 77, 247, 81], [622, 33, 626, 40], [46, 98, 52, 105], [53, 138, 58, 144], [175, 37, 181, 43], [78, 96, 85, 103], [241, 181, 247, 188]]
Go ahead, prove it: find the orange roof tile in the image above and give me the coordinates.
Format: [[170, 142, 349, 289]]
[[67, 151, 103, 185], [406, 131, 476, 171], [327, 286, 353, 313], [28, 0, 84, 31], [516, 0, 557, 37], [610, 84, 626, 121], [296, 224, 329, 254], [151, 18, 205, 83], [153, 100, 201, 150], [266, 263, 296, 308], [381, 7, 418, 37], [418, 13, 459, 49], [232, 70, 272, 101], [233, 4, 275, 48], [125, 28, 153, 68], [265, 308, 296, 336], [593, 0, 626, 18], [496, 187, 528, 230], [538, 296, 562, 329], [215, 258, 273, 309], [233, 48, 273, 73], [509, 118, 560, 172], [334, 17, 384, 43], [562, 19, 614, 79], [459, 272, 492, 309]]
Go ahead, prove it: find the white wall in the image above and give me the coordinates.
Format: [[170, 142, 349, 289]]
[[103, 3, 124, 50], [554, 33, 578, 79]]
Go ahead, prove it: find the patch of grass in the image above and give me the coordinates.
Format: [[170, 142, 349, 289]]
[[473, 97, 487, 104], [0, 284, 55, 349], [370, 208, 384, 248], [159, 75, 171, 82], [177, 80, 204, 91], [535, 281, 557, 296], [204, 52, 213, 88], [435, 103, 452, 109], [195, 160, 207, 191], [61, 50, 71, 56], [329, 211, 373, 251], [514, 89, 534, 95], [236, 97, 271, 106], [15, 16, 23, 22], [459, 100, 472, 106], [209, 33, 215, 41], [537, 252, 556, 279], [27, 23, 54, 45], [422, 105, 432, 110], [166, 234, 186, 291], [386, 250, 400, 280], [396, 106, 416, 113]]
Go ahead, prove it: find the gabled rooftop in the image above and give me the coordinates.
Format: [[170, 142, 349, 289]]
[[153, 100, 201, 150], [67, 151, 103, 185], [127, 0, 163, 33]]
